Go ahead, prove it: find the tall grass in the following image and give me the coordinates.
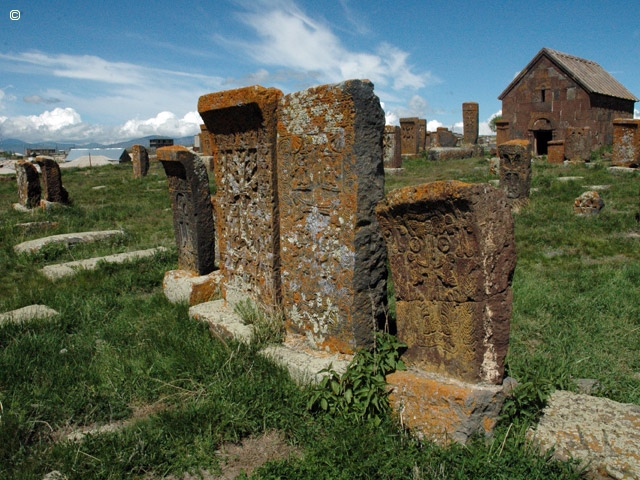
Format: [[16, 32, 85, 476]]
[[2, 155, 635, 478]]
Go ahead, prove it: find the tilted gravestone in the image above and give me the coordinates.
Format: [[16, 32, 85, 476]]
[[277, 80, 388, 353], [498, 139, 531, 204], [376, 180, 516, 384], [198, 86, 283, 307], [158, 146, 216, 275], [35, 156, 70, 204], [131, 144, 149, 178], [15, 160, 41, 208]]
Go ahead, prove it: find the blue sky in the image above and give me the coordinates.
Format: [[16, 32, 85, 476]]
[[1, 0, 639, 144]]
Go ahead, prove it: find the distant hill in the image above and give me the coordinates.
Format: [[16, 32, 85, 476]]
[[0, 135, 195, 155]]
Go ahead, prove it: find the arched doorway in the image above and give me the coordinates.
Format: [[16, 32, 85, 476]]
[[530, 118, 554, 155]]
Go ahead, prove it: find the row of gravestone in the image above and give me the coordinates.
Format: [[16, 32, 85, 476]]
[[14, 146, 152, 210], [158, 80, 530, 388]]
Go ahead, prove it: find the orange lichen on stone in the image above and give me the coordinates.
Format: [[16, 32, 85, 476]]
[[277, 80, 387, 354], [387, 369, 506, 445], [198, 85, 283, 308]]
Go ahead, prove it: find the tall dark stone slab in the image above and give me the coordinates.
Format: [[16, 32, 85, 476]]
[[35, 156, 70, 204], [15, 160, 41, 209], [158, 146, 216, 275], [376, 181, 516, 384], [277, 80, 387, 353]]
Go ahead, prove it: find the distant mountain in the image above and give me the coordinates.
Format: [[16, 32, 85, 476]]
[[0, 135, 195, 155]]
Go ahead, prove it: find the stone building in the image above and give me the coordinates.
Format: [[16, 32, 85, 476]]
[[498, 48, 637, 155]]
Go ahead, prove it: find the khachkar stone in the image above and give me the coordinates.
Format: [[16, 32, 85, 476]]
[[383, 125, 402, 168], [400, 117, 420, 155], [375, 180, 516, 384], [462, 102, 479, 145], [278, 80, 388, 353], [495, 120, 510, 146], [15, 161, 41, 209], [35, 156, 70, 204], [418, 119, 427, 153], [498, 140, 531, 204], [564, 127, 591, 162], [131, 144, 149, 178], [198, 86, 282, 307], [158, 146, 216, 275], [612, 119, 640, 167]]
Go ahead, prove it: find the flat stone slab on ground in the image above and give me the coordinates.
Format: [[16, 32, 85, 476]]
[[608, 166, 638, 175], [189, 299, 253, 344], [530, 390, 640, 479], [14, 230, 125, 254], [0, 305, 59, 325], [260, 335, 351, 384], [41, 247, 168, 280], [384, 168, 406, 175], [556, 176, 585, 182]]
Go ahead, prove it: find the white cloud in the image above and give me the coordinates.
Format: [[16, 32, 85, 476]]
[[427, 119, 443, 132], [237, 3, 437, 91], [0, 107, 200, 143], [118, 111, 201, 139], [635, 108, 639, 119], [0, 51, 226, 125]]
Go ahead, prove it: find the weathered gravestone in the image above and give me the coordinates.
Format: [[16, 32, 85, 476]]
[[15, 160, 41, 209], [547, 140, 565, 164], [35, 156, 70, 204], [131, 144, 149, 178], [278, 80, 388, 353], [462, 102, 479, 145], [383, 125, 402, 168], [375, 180, 516, 384], [436, 127, 457, 148], [498, 139, 531, 205], [612, 118, 640, 168], [400, 117, 420, 155], [564, 127, 591, 163], [418, 118, 427, 153], [158, 146, 216, 275], [495, 120, 510, 147], [198, 86, 282, 307]]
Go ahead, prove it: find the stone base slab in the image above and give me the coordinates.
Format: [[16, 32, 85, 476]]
[[43, 247, 167, 280], [189, 299, 351, 384], [0, 305, 59, 325], [529, 390, 640, 480], [189, 299, 253, 344], [261, 334, 351, 384], [386, 368, 507, 445], [163, 270, 223, 305]]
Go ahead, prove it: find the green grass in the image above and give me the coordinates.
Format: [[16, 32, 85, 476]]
[[2, 154, 637, 478]]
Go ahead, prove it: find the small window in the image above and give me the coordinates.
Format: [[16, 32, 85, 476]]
[[540, 89, 546, 102]]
